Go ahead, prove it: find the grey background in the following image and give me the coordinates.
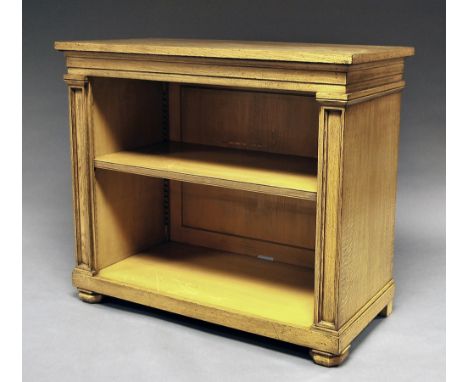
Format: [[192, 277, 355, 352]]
[[23, 1, 445, 381]]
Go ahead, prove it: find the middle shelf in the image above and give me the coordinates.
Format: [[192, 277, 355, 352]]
[[94, 142, 318, 200]]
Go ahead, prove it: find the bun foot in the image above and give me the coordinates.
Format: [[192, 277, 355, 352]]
[[78, 290, 102, 303], [310, 345, 350, 367]]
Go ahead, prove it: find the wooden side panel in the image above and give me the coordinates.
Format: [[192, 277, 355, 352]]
[[87, 77, 167, 270], [337, 93, 400, 327], [179, 86, 319, 158], [67, 78, 95, 272], [170, 182, 315, 269], [315, 94, 400, 329], [94, 169, 165, 269], [90, 77, 164, 156]]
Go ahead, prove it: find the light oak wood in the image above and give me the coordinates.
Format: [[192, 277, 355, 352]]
[[65, 75, 95, 273], [72, 266, 394, 355], [93, 169, 165, 270], [336, 94, 401, 327], [55, 38, 414, 64], [66, 52, 346, 85], [94, 142, 318, 200], [98, 242, 315, 327], [314, 107, 345, 329], [78, 289, 102, 303], [89, 77, 164, 157], [64, 57, 407, 101], [314, 94, 401, 331], [65, 66, 343, 97], [379, 301, 393, 318], [73, 265, 336, 352], [310, 346, 350, 367], [57, 38, 413, 367], [338, 280, 395, 353], [178, 86, 319, 158], [180, 183, 315, 250], [170, 181, 315, 269], [57, 40, 414, 100]]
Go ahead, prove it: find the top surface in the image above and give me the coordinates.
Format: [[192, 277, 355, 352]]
[[55, 38, 414, 65]]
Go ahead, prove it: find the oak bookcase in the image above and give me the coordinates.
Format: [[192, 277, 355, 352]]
[[55, 39, 414, 367]]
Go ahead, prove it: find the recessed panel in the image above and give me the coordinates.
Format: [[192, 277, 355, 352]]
[[179, 86, 319, 158], [182, 183, 315, 249], [170, 181, 315, 268]]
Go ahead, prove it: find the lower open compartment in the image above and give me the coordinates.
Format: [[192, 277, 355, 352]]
[[98, 241, 315, 327], [92, 169, 316, 328]]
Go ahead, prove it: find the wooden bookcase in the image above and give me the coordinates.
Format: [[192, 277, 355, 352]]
[[55, 39, 414, 367]]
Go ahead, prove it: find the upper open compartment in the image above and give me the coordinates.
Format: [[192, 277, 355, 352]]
[[91, 77, 319, 200]]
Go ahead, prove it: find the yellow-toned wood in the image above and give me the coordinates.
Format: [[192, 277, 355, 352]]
[[65, 52, 349, 85], [55, 38, 414, 64], [66, 76, 96, 272], [57, 38, 413, 367], [315, 94, 401, 331], [314, 107, 345, 329], [337, 280, 395, 353], [379, 301, 393, 317], [346, 59, 404, 83], [93, 169, 165, 270], [66, 67, 344, 95], [97, 242, 315, 328], [65, 51, 349, 73], [89, 77, 164, 157], [337, 94, 401, 327], [72, 265, 394, 355], [57, 40, 413, 99], [179, 86, 319, 157], [66, 64, 406, 100], [181, 183, 315, 250], [170, 182, 315, 269], [310, 346, 350, 367], [94, 142, 318, 200], [315, 81, 406, 102], [78, 289, 102, 303], [73, 266, 339, 352]]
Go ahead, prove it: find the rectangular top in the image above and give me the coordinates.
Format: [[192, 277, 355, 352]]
[[55, 38, 414, 65]]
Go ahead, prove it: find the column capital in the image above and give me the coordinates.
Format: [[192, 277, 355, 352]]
[[64, 73, 88, 87]]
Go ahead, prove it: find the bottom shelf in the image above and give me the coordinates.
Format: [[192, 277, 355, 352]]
[[98, 242, 315, 328]]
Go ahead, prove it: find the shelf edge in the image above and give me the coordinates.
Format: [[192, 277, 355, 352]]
[[94, 160, 317, 201]]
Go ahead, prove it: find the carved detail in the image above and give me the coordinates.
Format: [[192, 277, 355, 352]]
[[66, 75, 96, 273], [314, 106, 345, 330], [64, 73, 88, 87]]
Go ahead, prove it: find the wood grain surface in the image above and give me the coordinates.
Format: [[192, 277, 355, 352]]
[[59, 39, 412, 365], [55, 38, 414, 64]]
